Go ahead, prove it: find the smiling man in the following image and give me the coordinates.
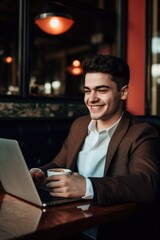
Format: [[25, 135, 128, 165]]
[[83, 72, 128, 130], [31, 54, 160, 205]]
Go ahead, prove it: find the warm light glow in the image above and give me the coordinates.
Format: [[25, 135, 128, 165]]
[[72, 60, 81, 67], [52, 80, 61, 89], [67, 59, 83, 76], [71, 68, 83, 75], [50, 18, 59, 28], [44, 82, 52, 94], [5, 56, 12, 63], [35, 16, 74, 35]]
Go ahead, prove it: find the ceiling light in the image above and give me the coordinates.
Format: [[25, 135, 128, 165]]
[[34, 2, 74, 35]]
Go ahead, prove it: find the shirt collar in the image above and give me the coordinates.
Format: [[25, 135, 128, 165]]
[[88, 112, 124, 137]]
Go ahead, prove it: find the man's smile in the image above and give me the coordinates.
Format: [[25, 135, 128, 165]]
[[88, 105, 105, 112]]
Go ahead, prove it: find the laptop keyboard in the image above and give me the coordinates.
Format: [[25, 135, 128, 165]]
[[36, 184, 83, 206], [37, 187, 66, 203]]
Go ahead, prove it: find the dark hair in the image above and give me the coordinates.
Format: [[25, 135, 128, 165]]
[[82, 54, 130, 90]]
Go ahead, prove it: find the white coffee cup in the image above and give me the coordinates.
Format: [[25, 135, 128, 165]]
[[47, 168, 72, 177]]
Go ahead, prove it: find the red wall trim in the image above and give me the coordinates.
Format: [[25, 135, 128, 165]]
[[126, 0, 145, 115]]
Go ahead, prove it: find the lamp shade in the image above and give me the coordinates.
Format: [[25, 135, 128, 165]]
[[34, 2, 75, 35], [35, 12, 74, 35]]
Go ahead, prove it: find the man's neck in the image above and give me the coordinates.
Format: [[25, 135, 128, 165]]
[[96, 112, 124, 132]]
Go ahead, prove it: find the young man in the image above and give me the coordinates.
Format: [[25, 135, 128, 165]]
[[30, 54, 160, 205]]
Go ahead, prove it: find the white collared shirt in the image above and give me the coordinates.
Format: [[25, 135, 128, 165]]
[[77, 117, 122, 199]]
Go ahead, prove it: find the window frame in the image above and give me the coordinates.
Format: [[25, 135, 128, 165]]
[[0, 0, 127, 100]]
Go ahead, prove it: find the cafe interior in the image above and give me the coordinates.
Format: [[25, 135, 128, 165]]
[[0, 0, 160, 239]]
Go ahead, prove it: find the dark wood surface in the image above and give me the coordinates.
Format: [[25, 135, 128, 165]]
[[0, 184, 144, 240]]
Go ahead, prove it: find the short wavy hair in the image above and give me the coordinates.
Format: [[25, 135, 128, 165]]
[[82, 54, 130, 90]]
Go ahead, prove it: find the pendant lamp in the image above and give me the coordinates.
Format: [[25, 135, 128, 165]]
[[34, 2, 74, 35], [67, 60, 83, 76]]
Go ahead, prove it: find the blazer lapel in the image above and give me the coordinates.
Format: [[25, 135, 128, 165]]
[[104, 112, 131, 174], [67, 116, 90, 169]]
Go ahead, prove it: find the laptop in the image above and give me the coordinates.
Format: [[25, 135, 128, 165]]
[[0, 138, 82, 207]]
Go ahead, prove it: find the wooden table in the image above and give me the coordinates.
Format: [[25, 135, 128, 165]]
[[0, 185, 154, 240]]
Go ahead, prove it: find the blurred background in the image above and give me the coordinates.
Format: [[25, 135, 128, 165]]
[[0, 0, 160, 115], [0, 0, 125, 98]]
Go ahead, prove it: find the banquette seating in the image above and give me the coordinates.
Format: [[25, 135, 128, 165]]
[[0, 117, 75, 169], [0, 115, 159, 169]]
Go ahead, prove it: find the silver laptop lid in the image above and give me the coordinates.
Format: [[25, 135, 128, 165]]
[[0, 138, 42, 206], [0, 138, 83, 207]]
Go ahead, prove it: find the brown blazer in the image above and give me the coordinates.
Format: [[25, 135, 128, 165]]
[[41, 111, 160, 205]]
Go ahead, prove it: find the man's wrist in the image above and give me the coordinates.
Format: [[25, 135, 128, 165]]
[[82, 178, 94, 199]]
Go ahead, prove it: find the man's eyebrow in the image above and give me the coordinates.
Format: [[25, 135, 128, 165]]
[[83, 85, 111, 90]]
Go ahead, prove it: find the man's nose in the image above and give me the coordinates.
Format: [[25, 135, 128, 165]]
[[88, 91, 98, 102]]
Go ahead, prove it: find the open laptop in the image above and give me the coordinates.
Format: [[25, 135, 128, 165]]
[[0, 138, 82, 207]]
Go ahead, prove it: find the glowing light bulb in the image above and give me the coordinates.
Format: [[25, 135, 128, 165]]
[[73, 60, 81, 67], [44, 82, 51, 94], [5, 56, 12, 63], [50, 17, 60, 28], [67, 59, 83, 75], [52, 81, 61, 89]]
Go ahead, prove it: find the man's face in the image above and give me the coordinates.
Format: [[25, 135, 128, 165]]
[[84, 72, 128, 122]]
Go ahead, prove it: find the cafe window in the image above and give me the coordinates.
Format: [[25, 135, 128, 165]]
[[0, 0, 19, 95], [0, 0, 127, 98], [146, 0, 160, 115]]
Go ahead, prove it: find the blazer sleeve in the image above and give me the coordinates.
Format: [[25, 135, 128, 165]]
[[90, 123, 160, 205]]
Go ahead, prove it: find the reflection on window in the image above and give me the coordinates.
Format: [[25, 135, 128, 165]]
[[0, 0, 121, 98], [149, 0, 160, 114], [0, 0, 19, 95], [29, 0, 118, 97]]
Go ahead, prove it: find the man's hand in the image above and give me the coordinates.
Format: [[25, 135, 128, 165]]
[[30, 168, 46, 184], [46, 172, 86, 198]]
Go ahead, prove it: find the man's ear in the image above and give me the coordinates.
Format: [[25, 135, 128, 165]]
[[121, 85, 129, 100]]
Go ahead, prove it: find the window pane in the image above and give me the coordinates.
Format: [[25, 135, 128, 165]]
[[29, 0, 118, 97], [149, 0, 160, 114], [0, 0, 19, 95]]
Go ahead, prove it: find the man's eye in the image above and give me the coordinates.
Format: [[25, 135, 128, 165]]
[[98, 89, 108, 93], [84, 89, 90, 93]]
